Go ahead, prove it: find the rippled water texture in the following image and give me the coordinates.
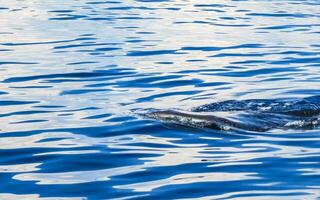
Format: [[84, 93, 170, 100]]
[[0, 0, 320, 199]]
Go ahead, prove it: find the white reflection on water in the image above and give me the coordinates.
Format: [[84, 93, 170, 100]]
[[0, 163, 40, 173], [13, 165, 146, 185], [114, 172, 258, 192], [180, 189, 320, 200], [0, 193, 85, 200], [0, 132, 95, 149]]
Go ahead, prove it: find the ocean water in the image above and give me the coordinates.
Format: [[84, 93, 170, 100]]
[[0, 0, 320, 199]]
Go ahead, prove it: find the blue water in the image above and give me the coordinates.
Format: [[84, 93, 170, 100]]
[[0, 0, 320, 199]]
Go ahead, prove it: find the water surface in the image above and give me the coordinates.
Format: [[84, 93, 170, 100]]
[[0, 0, 320, 199]]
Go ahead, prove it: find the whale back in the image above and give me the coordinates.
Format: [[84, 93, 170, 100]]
[[143, 96, 320, 132], [193, 97, 320, 117]]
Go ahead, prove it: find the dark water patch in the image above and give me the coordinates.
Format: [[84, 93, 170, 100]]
[[164, 7, 180, 11], [116, 75, 182, 86], [174, 20, 252, 27], [137, 90, 201, 102], [10, 86, 52, 89], [258, 24, 320, 30], [83, 113, 112, 120], [155, 61, 174, 64], [0, 61, 38, 65], [95, 47, 121, 51], [0, 32, 13, 35], [198, 8, 225, 13], [176, 69, 229, 74], [180, 43, 264, 52], [151, 79, 203, 88], [114, 26, 140, 30], [282, 89, 320, 95], [230, 60, 269, 65], [210, 52, 267, 57], [0, 110, 52, 118], [116, 76, 203, 88], [33, 105, 66, 108], [185, 59, 207, 62], [215, 67, 300, 77], [3, 69, 135, 83], [136, 31, 155, 35], [0, 101, 39, 106], [106, 6, 157, 11], [269, 57, 320, 65], [57, 113, 74, 116], [0, 91, 8, 95], [135, 0, 170, 2], [48, 10, 74, 13], [86, 1, 122, 5], [196, 82, 230, 87], [194, 4, 235, 8], [247, 12, 315, 18], [11, 120, 48, 124], [49, 14, 87, 20], [67, 61, 99, 65], [125, 39, 147, 43], [277, 51, 320, 56], [261, 77, 293, 82], [60, 88, 112, 95], [127, 50, 177, 56], [219, 17, 237, 20]]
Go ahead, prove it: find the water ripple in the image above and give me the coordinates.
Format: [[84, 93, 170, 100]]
[[0, 0, 319, 199]]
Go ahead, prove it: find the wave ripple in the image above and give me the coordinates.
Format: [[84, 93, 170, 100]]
[[0, 0, 319, 199]]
